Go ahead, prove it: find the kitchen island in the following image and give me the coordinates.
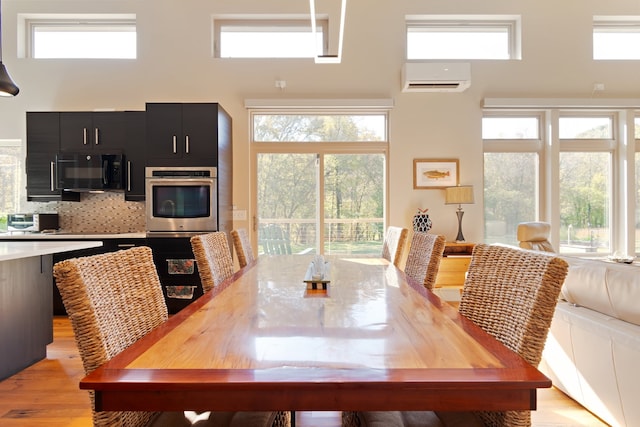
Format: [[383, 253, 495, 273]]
[[0, 233, 204, 315], [0, 241, 102, 380]]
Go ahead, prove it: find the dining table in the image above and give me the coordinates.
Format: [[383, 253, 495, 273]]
[[81, 254, 552, 413]]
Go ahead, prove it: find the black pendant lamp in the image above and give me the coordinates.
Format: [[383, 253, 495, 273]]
[[0, 0, 19, 97]]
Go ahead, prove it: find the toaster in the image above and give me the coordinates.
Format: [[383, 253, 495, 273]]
[[7, 213, 59, 232]]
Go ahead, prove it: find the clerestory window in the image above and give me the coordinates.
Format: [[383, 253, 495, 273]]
[[406, 16, 521, 60], [593, 18, 640, 60], [213, 19, 327, 58], [24, 15, 136, 59]]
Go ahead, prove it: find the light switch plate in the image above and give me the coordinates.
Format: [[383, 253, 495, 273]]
[[232, 210, 247, 221]]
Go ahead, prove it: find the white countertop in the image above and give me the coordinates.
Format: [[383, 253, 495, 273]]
[[0, 241, 103, 262], [0, 232, 146, 240]]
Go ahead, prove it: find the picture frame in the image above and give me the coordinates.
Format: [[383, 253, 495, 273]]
[[413, 158, 459, 189]]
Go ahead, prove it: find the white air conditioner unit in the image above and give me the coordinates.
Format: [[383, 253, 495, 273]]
[[402, 62, 471, 93]]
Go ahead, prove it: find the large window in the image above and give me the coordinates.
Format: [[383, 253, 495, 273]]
[[406, 16, 520, 60], [252, 114, 387, 142], [252, 110, 388, 256], [482, 116, 541, 245], [483, 110, 624, 256], [0, 140, 22, 230], [559, 152, 611, 253], [559, 115, 613, 254], [214, 19, 327, 58], [559, 116, 613, 139], [25, 16, 137, 59], [593, 18, 640, 60]]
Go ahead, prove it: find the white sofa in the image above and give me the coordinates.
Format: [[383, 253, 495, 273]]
[[540, 256, 640, 427]]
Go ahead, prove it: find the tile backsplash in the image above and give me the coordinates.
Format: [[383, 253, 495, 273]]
[[26, 192, 145, 233]]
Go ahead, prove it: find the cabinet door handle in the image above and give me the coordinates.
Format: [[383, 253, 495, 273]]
[[50, 161, 55, 191], [172, 135, 177, 153], [117, 243, 136, 248], [83, 128, 88, 145], [127, 161, 131, 191], [95, 128, 99, 145], [185, 135, 190, 154]]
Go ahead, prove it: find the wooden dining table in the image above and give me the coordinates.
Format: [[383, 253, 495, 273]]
[[81, 255, 552, 413]]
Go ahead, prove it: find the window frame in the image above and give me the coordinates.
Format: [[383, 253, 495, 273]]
[[24, 15, 137, 59], [593, 17, 640, 60], [249, 107, 390, 255], [212, 18, 329, 59], [0, 139, 24, 225], [482, 107, 636, 257], [405, 16, 521, 60], [482, 113, 544, 246], [251, 112, 388, 143], [558, 113, 615, 142]]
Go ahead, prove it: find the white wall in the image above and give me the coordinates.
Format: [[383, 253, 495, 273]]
[[2, 0, 640, 242]]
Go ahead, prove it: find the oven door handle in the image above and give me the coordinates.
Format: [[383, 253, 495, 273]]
[[146, 178, 215, 185]]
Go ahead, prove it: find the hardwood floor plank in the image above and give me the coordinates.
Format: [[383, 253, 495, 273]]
[[0, 316, 609, 427]]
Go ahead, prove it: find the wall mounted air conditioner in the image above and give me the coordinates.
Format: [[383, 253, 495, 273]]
[[402, 62, 471, 92]]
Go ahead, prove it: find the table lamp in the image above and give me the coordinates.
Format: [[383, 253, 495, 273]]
[[445, 185, 475, 242]]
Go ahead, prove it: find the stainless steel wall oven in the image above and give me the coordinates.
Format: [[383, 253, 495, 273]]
[[145, 166, 217, 235]]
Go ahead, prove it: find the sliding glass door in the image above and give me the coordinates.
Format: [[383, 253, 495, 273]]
[[256, 152, 385, 255]]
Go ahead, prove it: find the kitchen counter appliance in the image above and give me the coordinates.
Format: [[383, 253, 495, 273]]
[[145, 166, 217, 235], [56, 153, 125, 192], [7, 213, 59, 232]]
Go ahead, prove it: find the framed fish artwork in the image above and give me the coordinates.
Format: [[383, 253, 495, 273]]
[[413, 158, 459, 189]]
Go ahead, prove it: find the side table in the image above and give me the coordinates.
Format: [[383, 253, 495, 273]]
[[434, 242, 476, 302]]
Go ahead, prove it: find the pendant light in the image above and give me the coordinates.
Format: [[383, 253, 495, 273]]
[[0, 0, 19, 96]]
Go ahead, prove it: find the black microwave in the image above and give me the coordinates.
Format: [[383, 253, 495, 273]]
[[56, 153, 125, 192]]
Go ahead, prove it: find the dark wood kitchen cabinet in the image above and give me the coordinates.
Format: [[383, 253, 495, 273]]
[[146, 237, 204, 314], [59, 111, 126, 152], [124, 111, 146, 201], [145, 102, 233, 234], [145, 103, 229, 167], [26, 112, 80, 202]]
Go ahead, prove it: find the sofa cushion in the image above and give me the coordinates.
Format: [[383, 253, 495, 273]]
[[542, 300, 640, 427], [560, 257, 640, 327]]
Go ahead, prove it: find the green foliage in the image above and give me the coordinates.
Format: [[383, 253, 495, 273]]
[[256, 115, 385, 248], [559, 152, 609, 231], [483, 152, 537, 236]]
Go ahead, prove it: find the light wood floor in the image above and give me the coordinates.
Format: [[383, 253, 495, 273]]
[[0, 317, 609, 427]]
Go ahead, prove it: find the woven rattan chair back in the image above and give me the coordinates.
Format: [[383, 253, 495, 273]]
[[231, 228, 255, 268], [191, 232, 235, 293], [344, 244, 569, 427], [54, 246, 291, 427], [381, 226, 408, 267], [458, 243, 569, 427], [53, 246, 168, 427], [404, 233, 446, 290]]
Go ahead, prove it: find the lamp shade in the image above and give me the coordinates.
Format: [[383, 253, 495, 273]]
[[0, 62, 19, 96], [445, 185, 474, 205], [0, 0, 20, 96]]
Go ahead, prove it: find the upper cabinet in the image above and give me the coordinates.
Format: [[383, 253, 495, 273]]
[[124, 111, 146, 201], [26, 112, 79, 202], [60, 112, 127, 152], [145, 103, 224, 166], [26, 104, 231, 205]]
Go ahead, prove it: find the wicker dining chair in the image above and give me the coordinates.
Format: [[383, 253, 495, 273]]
[[191, 232, 235, 293], [231, 228, 256, 268], [404, 232, 446, 290], [345, 244, 569, 427], [381, 226, 409, 267], [53, 246, 288, 427]]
